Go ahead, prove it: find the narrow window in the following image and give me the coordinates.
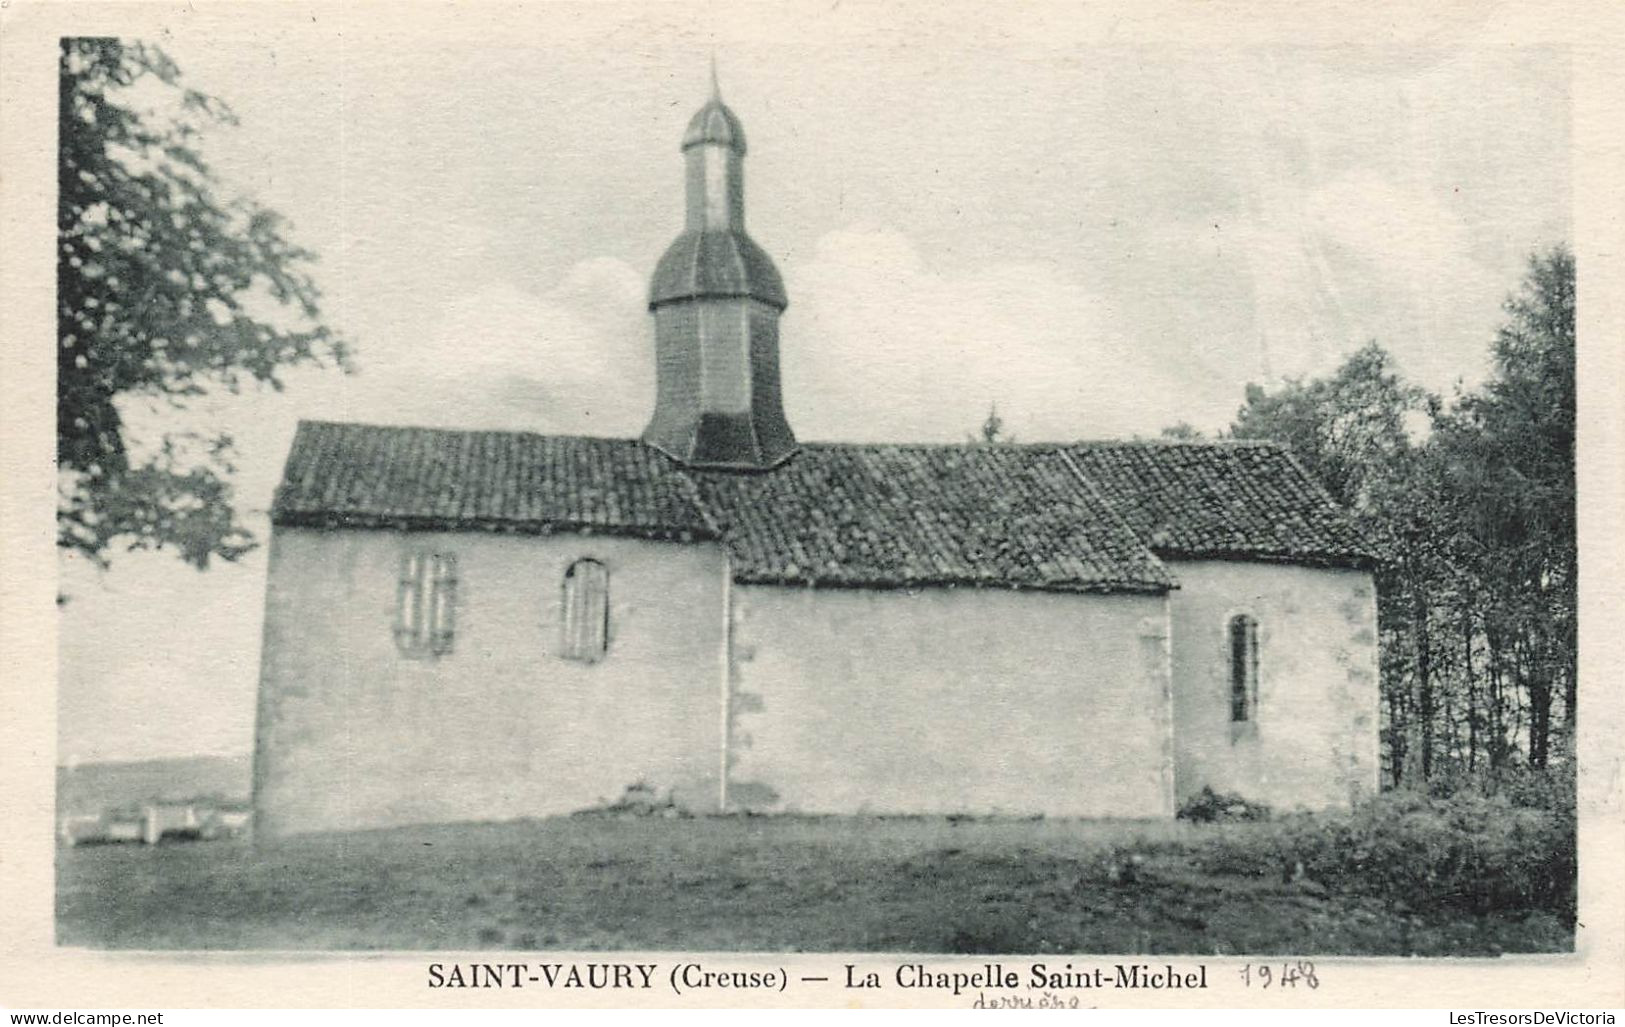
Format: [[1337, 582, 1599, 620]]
[[428, 553, 457, 655], [561, 558, 609, 662], [395, 551, 457, 657], [1229, 614, 1259, 722]]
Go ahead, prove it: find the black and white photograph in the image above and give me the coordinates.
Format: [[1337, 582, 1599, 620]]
[[3, 0, 1622, 1013]]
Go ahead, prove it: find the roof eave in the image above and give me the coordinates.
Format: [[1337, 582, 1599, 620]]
[[1154, 548, 1381, 571], [726, 573, 1174, 596], [270, 510, 721, 544]]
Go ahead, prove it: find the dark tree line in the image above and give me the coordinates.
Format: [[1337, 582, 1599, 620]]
[[1210, 247, 1576, 790]]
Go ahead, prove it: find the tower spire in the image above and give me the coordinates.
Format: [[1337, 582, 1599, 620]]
[[643, 80, 795, 470]]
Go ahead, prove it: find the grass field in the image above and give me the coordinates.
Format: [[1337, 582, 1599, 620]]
[[56, 815, 1571, 954]]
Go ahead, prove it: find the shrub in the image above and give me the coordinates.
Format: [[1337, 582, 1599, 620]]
[[1191, 791, 1575, 915], [572, 781, 692, 819], [1177, 786, 1272, 823], [1499, 764, 1577, 819], [1426, 762, 1576, 818]]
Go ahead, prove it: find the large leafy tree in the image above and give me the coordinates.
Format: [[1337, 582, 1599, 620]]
[[1229, 342, 1431, 515], [58, 38, 347, 569]]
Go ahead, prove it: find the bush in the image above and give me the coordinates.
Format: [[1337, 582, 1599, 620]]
[[1177, 786, 1272, 823], [1425, 762, 1576, 818], [572, 781, 692, 819], [1191, 791, 1575, 915]]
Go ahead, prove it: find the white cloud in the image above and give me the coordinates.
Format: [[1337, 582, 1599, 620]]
[[783, 224, 1207, 443], [346, 256, 651, 435]]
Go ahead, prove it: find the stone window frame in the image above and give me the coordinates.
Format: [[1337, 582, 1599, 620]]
[[560, 557, 610, 663], [395, 551, 458, 658], [1225, 610, 1261, 739]]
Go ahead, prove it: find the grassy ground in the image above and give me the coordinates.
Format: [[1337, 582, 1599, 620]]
[[56, 815, 1571, 953]]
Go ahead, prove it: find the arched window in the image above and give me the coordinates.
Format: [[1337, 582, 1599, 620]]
[[1229, 614, 1259, 723], [561, 559, 609, 662]]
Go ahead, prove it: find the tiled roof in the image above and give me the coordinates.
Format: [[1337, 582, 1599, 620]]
[[1062, 440, 1375, 567], [272, 422, 716, 541], [271, 423, 1376, 592], [688, 444, 1174, 593]]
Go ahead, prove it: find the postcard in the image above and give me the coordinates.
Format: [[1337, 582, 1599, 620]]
[[2, 0, 1621, 1012]]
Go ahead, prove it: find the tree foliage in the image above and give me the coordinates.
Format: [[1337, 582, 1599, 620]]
[[1216, 246, 1576, 786], [1231, 343, 1430, 515], [1158, 421, 1205, 441], [971, 402, 1013, 444], [58, 38, 348, 569]]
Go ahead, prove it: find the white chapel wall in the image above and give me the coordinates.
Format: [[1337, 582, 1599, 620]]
[[254, 527, 727, 837], [726, 585, 1176, 818], [1166, 560, 1380, 812]]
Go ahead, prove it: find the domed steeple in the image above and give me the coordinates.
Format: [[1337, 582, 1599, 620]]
[[682, 102, 746, 152], [642, 70, 796, 471], [681, 57, 747, 153], [648, 64, 784, 310]]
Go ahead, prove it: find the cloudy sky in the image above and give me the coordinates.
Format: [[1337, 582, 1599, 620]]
[[57, 7, 1571, 763]]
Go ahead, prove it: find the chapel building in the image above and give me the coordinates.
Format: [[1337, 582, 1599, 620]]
[[251, 82, 1380, 837]]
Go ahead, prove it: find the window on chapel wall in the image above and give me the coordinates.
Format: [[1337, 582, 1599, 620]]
[[1229, 614, 1259, 723], [395, 552, 457, 657], [561, 558, 609, 662]]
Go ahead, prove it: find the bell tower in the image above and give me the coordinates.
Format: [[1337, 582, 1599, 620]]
[[642, 68, 796, 470]]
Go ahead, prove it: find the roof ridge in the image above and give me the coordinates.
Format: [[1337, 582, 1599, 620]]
[[794, 438, 1285, 451], [1052, 447, 1178, 589], [671, 466, 726, 538], [296, 421, 1287, 453], [295, 419, 653, 447], [1063, 437, 1283, 449], [1275, 446, 1359, 518]]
